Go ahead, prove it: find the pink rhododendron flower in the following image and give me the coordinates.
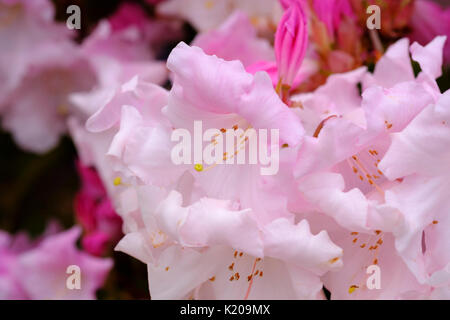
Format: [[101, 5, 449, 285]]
[[4, 0, 446, 301], [76, 32, 450, 300], [292, 38, 442, 228], [287, 36, 447, 298], [79, 42, 349, 299], [87, 43, 304, 223], [115, 185, 343, 299], [0, 227, 112, 299]]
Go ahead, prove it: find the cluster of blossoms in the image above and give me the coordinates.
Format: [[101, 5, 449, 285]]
[[0, 0, 449, 299]]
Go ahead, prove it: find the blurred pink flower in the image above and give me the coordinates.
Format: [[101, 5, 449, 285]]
[[75, 161, 123, 257], [192, 11, 274, 67], [1, 42, 96, 153], [312, 0, 354, 39], [157, 0, 282, 32], [0, 0, 67, 109], [0, 0, 97, 153], [108, 3, 150, 32], [410, 0, 450, 63], [0, 227, 112, 299]]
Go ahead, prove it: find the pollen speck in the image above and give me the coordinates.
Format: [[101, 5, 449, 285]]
[[348, 285, 359, 294], [329, 257, 340, 264], [113, 177, 122, 186], [194, 164, 203, 172]]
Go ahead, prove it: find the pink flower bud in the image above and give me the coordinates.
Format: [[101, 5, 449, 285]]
[[275, 1, 308, 87]]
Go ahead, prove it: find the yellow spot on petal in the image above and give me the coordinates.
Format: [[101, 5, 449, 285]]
[[194, 164, 203, 172], [113, 177, 122, 186], [349, 285, 359, 294], [329, 257, 340, 264]]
